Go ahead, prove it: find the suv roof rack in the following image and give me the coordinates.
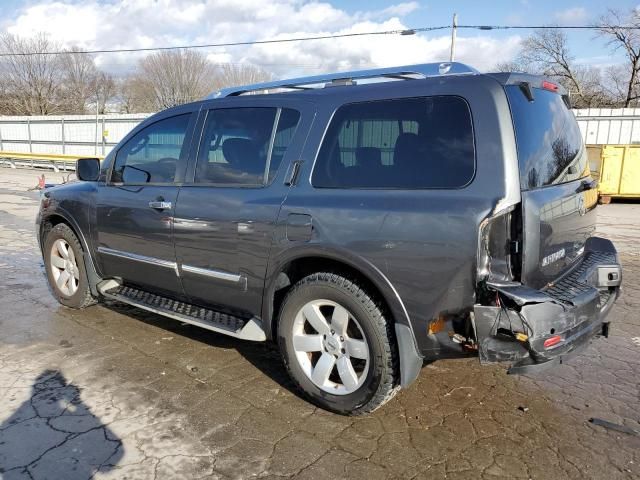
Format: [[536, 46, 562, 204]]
[[207, 62, 478, 99]]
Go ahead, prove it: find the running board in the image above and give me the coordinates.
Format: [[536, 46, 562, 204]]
[[98, 283, 266, 342]]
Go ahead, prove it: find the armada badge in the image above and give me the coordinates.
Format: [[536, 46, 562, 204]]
[[542, 248, 566, 267]]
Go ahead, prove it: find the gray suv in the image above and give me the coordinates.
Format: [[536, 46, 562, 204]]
[[37, 63, 622, 414]]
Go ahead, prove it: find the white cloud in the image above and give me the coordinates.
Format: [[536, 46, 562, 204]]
[[553, 7, 588, 26], [4, 0, 522, 77], [360, 2, 421, 20]]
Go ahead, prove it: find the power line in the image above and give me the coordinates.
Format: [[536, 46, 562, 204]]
[[0, 28, 443, 57], [0, 24, 637, 57], [457, 24, 639, 30]]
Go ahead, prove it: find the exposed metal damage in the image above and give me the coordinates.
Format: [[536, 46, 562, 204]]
[[474, 237, 622, 374]]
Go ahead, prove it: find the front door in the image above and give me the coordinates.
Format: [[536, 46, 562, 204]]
[[174, 101, 310, 316], [96, 110, 197, 296]]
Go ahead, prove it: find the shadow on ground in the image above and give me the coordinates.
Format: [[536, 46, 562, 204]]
[[103, 299, 304, 396], [0, 370, 123, 479]]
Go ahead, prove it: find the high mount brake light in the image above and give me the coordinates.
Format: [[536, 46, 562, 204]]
[[542, 81, 559, 93]]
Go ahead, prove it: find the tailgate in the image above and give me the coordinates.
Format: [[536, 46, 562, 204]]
[[520, 181, 597, 288], [505, 83, 598, 289]]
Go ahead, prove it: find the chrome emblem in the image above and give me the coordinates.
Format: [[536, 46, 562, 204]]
[[542, 248, 566, 267]]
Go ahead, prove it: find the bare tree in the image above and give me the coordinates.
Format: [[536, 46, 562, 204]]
[[497, 29, 609, 107], [212, 64, 273, 90], [94, 72, 117, 114], [598, 9, 640, 107], [135, 50, 216, 110], [494, 60, 534, 74], [117, 75, 156, 113], [0, 33, 62, 115], [58, 47, 98, 114]]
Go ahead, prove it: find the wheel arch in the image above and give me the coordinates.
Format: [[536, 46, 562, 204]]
[[40, 210, 102, 296], [263, 246, 423, 387]]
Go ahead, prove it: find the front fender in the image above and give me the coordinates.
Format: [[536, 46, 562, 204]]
[[39, 187, 102, 295]]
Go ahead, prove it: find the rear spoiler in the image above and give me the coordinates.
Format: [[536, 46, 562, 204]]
[[488, 72, 571, 107]]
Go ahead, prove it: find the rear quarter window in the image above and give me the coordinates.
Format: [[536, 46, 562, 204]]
[[312, 96, 475, 189], [506, 85, 589, 190]]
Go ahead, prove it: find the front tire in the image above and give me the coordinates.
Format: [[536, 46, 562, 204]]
[[43, 223, 97, 309], [278, 272, 399, 415]]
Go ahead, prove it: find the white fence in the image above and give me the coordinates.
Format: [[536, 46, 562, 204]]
[[574, 108, 640, 145], [0, 108, 638, 162], [0, 113, 150, 157]]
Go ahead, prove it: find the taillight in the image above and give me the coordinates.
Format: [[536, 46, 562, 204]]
[[543, 335, 563, 349], [542, 81, 559, 93], [477, 208, 515, 283]]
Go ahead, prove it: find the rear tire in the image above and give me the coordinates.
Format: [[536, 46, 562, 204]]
[[278, 272, 399, 415], [44, 223, 97, 309]]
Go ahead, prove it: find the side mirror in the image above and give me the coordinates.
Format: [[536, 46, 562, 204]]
[[76, 158, 101, 182]]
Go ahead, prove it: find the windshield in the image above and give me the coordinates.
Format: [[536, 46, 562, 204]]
[[506, 85, 589, 190]]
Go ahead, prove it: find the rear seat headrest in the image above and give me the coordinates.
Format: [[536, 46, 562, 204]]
[[355, 147, 382, 168]]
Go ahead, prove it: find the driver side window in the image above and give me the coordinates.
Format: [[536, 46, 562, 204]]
[[112, 114, 191, 184]]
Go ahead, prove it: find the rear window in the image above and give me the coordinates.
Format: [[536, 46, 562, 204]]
[[312, 96, 475, 189], [506, 85, 588, 190]]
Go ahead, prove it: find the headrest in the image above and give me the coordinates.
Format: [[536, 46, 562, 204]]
[[355, 147, 382, 168], [222, 138, 260, 168], [393, 133, 422, 166]]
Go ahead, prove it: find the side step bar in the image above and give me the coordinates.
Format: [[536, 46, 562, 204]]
[[99, 282, 266, 342]]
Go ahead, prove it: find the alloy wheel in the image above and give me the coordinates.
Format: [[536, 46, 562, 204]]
[[291, 299, 369, 395], [50, 238, 80, 297]]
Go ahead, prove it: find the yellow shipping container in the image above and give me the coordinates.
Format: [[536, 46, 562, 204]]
[[587, 145, 640, 203]]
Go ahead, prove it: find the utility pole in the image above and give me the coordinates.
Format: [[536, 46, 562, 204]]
[[450, 13, 458, 62], [94, 85, 100, 156]]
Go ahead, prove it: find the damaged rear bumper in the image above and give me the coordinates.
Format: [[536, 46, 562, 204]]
[[473, 237, 621, 374]]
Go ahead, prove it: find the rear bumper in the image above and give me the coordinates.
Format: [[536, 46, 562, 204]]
[[474, 236, 621, 374]]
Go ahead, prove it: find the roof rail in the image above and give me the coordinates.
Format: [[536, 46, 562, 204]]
[[206, 62, 478, 99]]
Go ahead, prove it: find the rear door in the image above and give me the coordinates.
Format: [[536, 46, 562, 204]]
[[506, 84, 597, 288], [173, 98, 311, 316], [96, 109, 197, 296]]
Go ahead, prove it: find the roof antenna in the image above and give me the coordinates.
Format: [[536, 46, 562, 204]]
[[450, 13, 458, 62]]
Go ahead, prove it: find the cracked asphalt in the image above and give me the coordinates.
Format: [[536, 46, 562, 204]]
[[0, 168, 638, 479]]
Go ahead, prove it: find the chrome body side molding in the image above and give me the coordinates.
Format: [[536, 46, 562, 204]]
[[181, 264, 243, 284], [97, 246, 179, 276]]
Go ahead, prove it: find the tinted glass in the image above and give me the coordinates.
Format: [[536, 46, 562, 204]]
[[112, 114, 191, 184], [194, 107, 299, 186], [312, 96, 474, 189], [269, 109, 301, 183], [506, 85, 588, 190]]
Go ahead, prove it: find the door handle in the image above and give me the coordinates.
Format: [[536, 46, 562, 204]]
[[285, 161, 303, 186], [149, 201, 172, 210]]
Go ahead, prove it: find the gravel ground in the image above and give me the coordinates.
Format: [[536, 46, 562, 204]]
[[0, 167, 638, 479]]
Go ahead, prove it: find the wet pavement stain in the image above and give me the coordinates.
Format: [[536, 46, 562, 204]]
[[0, 169, 638, 479]]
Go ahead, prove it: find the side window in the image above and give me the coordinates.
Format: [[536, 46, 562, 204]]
[[312, 96, 475, 189], [112, 114, 191, 184], [194, 107, 300, 186]]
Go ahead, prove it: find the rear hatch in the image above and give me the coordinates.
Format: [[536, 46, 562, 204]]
[[506, 81, 598, 289]]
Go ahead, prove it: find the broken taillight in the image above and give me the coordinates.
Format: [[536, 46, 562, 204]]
[[543, 335, 563, 349]]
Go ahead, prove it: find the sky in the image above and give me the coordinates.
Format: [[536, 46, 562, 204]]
[[0, 0, 637, 78]]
